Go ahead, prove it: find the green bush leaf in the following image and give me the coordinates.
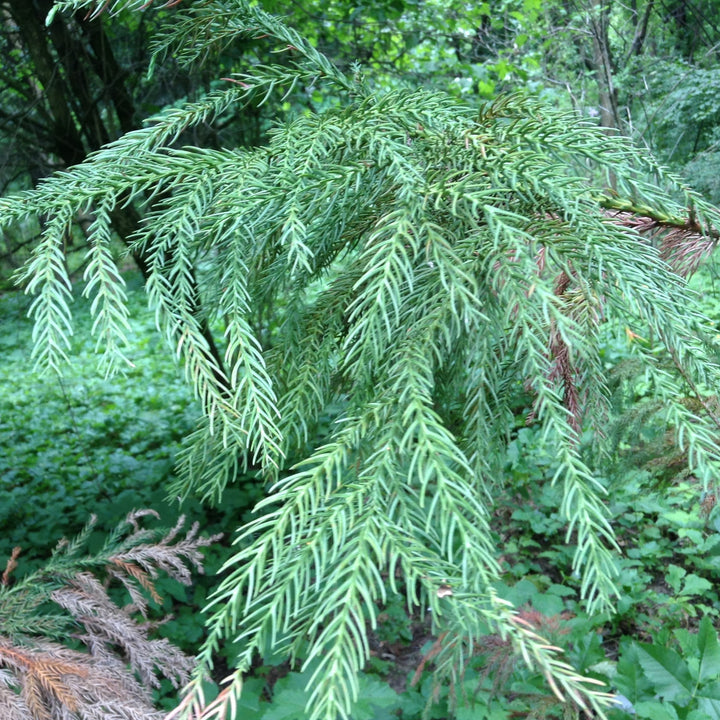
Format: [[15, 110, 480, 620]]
[[689, 710, 717, 720], [615, 645, 652, 703], [681, 574, 714, 597], [666, 564, 686, 593], [698, 682, 720, 720], [530, 592, 565, 616], [351, 675, 402, 719], [235, 678, 265, 720], [636, 644, 694, 703], [263, 674, 311, 720], [634, 700, 679, 720], [263, 672, 402, 720], [698, 617, 720, 683]]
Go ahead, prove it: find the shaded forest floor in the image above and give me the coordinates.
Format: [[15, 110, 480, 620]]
[[3, 271, 720, 719]]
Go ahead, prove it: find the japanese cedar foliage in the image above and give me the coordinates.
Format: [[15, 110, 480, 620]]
[[4, 0, 720, 718]]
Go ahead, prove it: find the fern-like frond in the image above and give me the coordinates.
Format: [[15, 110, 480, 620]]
[[81, 195, 133, 376], [17, 212, 74, 374], [0, 513, 218, 720]]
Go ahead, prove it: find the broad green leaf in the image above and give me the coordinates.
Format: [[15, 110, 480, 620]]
[[263, 673, 311, 720], [634, 700, 679, 720], [547, 583, 576, 597], [456, 705, 496, 720], [235, 678, 265, 720], [681, 574, 714, 597], [689, 711, 715, 720], [698, 617, 720, 683], [615, 645, 652, 702], [674, 628, 699, 657], [697, 680, 720, 720], [678, 528, 704, 545], [666, 564, 686, 593], [264, 672, 402, 720], [352, 675, 402, 720], [589, 660, 617, 679], [661, 510, 698, 528], [530, 592, 565, 616], [636, 644, 693, 703], [699, 535, 720, 553], [698, 697, 720, 720], [501, 578, 537, 607], [572, 633, 605, 673]]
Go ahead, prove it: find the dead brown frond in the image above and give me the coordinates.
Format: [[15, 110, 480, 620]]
[[547, 272, 582, 435], [0, 638, 86, 717], [0, 511, 220, 720], [2, 547, 21, 587], [109, 559, 163, 609], [51, 573, 194, 690], [164, 673, 246, 720], [0, 636, 169, 719], [603, 209, 718, 277], [110, 515, 222, 590], [410, 631, 448, 687], [413, 609, 577, 714], [526, 267, 603, 437], [0, 670, 30, 720]]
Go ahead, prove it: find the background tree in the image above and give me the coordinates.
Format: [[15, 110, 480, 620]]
[[514, 0, 720, 199], [0, 0, 275, 288]]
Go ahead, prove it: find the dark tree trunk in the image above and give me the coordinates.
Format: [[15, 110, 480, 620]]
[[627, 0, 655, 58], [588, 1, 620, 131], [6, 0, 87, 166]]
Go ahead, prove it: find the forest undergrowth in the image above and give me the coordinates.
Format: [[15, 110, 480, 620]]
[[3, 269, 720, 719]]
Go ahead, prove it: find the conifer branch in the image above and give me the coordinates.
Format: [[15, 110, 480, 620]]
[[7, 3, 720, 719]]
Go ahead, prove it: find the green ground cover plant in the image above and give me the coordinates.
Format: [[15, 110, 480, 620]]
[[0, 279, 267, 672], [606, 616, 720, 719], [0, 277, 198, 564], [3, 244, 720, 716]]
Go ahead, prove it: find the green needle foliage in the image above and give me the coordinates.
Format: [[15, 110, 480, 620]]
[[5, 1, 720, 718]]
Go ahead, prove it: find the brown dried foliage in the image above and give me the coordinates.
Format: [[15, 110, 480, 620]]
[[526, 208, 718, 436], [604, 209, 718, 278], [0, 512, 221, 720]]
